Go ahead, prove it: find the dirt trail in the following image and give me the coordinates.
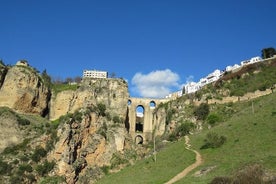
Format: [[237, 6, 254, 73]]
[[164, 136, 203, 184]]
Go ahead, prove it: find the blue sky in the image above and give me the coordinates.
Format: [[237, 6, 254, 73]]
[[1, 0, 276, 98]]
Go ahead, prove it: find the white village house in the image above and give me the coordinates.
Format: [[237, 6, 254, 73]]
[[241, 56, 262, 66], [83, 69, 108, 79], [226, 64, 240, 72]]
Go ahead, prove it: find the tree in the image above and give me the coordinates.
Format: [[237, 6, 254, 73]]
[[74, 76, 82, 83], [41, 69, 52, 88], [261, 47, 276, 59], [194, 103, 210, 120], [52, 76, 63, 84], [65, 77, 73, 83]]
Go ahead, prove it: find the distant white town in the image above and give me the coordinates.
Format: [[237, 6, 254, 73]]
[[165, 56, 266, 99]]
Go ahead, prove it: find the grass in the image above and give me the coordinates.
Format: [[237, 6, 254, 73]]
[[96, 139, 195, 184], [52, 83, 78, 94], [177, 92, 276, 183]]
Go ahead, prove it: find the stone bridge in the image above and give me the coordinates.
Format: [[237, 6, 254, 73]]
[[127, 97, 169, 144]]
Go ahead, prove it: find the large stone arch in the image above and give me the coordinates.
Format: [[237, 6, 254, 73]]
[[127, 97, 169, 143]]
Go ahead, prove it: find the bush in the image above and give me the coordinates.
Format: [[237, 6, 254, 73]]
[[110, 153, 128, 169], [194, 103, 210, 120], [112, 115, 121, 124], [175, 121, 195, 137], [73, 111, 82, 122], [17, 164, 33, 175], [17, 116, 31, 126], [166, 109, 176, 125], [10, 176, 22, 183], [211, 164, 269, 184], [97, 122, 107, 139], [0, 159, 12, 175], [101, 165, 110, 175], [36, 160, 55, 176], [167, 133, 177, 142], [207, 113, 221, 126], [233, 164, 264, 184], [201, 132, 226, 149], [210, 176, 232, 184], [31, 146, 47, 162], [97, 103, 106, 116]]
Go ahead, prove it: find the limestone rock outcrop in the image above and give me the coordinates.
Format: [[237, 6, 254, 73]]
[[50, 78, 129, 120], [47, 78, 130, 183], [0, 65, 50, 116], [49, 110, 129, 183]]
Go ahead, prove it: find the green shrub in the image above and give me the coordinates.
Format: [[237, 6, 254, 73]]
[[59, 113, 73, 124], [97, 122, 107, 139], [10, 176, 22, 183], [73, 111, 83, 122], [101, 165, 110, 175], [211, 164, 267, 184], [17, 116, 31, 126], [167, 133, 177, 142], [194, 103, 210, 120], [230, 88, 245, 96], [20, 155, 30, 162], [106, 112, 112, 121], [166, 108, 176, 125], [36, 160, 55, 176], [2, 146, 19, 155], [110, 153, 128, 169], [18, 164, 33, 174], [26, 174, 36, 183], [31, 146, 47, 162], [233, 164, 264, 184], [97, 103, 106, 116], [207, 113, 221, 125], [200, 132, 226, 149], [112, 115, 121, 124], [210, 176, 232, 184], [0, 159, 12, 175], [175, 121, 195, 137]]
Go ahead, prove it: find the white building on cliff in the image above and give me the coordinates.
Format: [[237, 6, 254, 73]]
[[83, 70, 108, 79]]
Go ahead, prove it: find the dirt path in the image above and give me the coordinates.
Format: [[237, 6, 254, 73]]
[[164, 136, 203, 184]]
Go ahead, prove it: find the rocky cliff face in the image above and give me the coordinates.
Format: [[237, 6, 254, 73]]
[[48, 110, 129, 183], [0, 65, 50, 116], [48, 78, 131, 183], [50, 78, 129, 121]]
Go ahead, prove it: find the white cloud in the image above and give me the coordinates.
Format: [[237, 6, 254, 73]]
[[131, 69, 181, 98]]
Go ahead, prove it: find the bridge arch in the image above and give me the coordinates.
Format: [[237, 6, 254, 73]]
[[135, 135, 143, 144], [150, 100, 156, 108], [127, 97, 169, 144]]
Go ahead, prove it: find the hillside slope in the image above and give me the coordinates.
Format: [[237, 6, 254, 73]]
[[178, 92, 276, 183], [96, 91, 276, 184]]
